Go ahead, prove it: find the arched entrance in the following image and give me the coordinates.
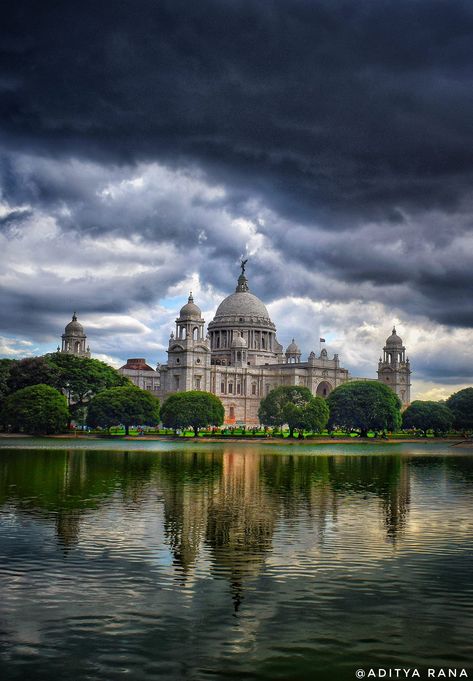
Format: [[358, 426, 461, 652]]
[[316, 381, 332, 398]]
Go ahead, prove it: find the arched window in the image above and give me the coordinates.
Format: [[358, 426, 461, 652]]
[[237, 351, 241, 361], [228, 383, 233, 394], [193, 327, 199, 340], [221, 382, 225, 393], [251, 383, 257, 395]]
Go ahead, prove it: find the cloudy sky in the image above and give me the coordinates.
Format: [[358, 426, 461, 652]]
[[1, 0, 472, 399]]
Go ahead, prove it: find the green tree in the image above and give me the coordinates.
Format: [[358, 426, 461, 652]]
[[258, 386, 323, 437], [7, 356, 61, 393], [87, 385, 160, 435], [327, 381, 401, 437], [446, 388, 473, 433], [0, 359, 15, 407], [46, 352, 130, 419], [160, 391, 224, 436], [402, 400, 454, 436], [0, 384, 69, 435], [300, 397, 330, 434]]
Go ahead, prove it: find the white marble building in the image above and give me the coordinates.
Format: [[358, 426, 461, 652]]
[[155, 265, 352, 425], [64, 267, 411, 424]]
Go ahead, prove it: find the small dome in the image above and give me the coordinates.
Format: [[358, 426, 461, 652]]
[[231, 335, 247, 348], [179, 293, 201, 319], [386, 326, 403, 346], [65, 312, 84, 335], [286, 338, 300, 354]]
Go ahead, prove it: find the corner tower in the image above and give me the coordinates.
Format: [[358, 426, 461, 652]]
[[378, 327, 411, 408], [61, 312, 90, 357], [161, 293, 211, 394]]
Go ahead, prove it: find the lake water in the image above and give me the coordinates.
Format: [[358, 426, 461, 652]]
[[0, 440, 472, 680]]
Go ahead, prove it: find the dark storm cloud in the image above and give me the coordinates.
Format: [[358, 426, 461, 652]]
[[1, 0, 473, 379], [2, 0, 473, 223]]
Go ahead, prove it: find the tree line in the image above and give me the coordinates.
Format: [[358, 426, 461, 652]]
[[0, 354, 472, 437]]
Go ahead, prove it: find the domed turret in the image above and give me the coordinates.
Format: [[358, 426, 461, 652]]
[[285, 338, 301, 364], [378, 326, 411, 408], [386, 326, 403, 347], [65, 312, 84, 335], [179, 293, 202, 320], [231, 335, 248, 348], [173, 292, 207, 344], [286, 339, 300, 354], [61, 312, 90, 357], [231, 334, 248, 366]]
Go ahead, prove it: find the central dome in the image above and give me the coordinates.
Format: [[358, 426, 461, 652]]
[[213, 268, 272, 321], [214, 291, 270, 320]]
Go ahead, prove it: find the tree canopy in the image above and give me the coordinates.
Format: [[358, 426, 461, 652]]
[[87, 385, 160, 435], [7, 356, 61, 394], [4, 353, 129, 425], [0, 384, 69, 435], [0, 359, 15, 407], [402, 400, 454, 436], [446, 388, 473, 433], [160, 391, 224, 436], [46, 352, 129, 410], [327, 381, 401, 437], [258, 386, 328, 436]]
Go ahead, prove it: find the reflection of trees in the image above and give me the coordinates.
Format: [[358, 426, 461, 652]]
[[0, 449, 156, 548], [261, 454, 410, 541], [0, 446, 412, 581], [445, 455, 473, 484]]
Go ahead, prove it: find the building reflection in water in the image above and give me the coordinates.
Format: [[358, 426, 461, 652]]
[[158, 451, 221, 576], [0, 446, 411, 602], [158, 449, 411, 609], [206, 451, 279, 611]]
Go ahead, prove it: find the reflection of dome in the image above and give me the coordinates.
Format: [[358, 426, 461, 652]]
[[386, 326, 403, 347], [179, 293, 201, 320], [231, 335, 247, 348], [65, 312, 84, 335], [286, 338, 300, 354], [215, 292, 270, 320]]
